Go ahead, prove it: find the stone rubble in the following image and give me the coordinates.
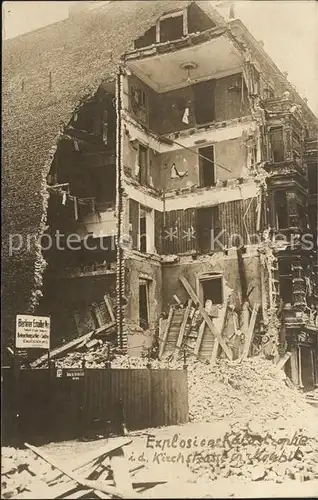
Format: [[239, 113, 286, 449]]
[[3, 353, 318, 496]]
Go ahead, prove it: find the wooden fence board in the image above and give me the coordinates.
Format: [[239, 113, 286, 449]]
[[2, 367, 188, 444]]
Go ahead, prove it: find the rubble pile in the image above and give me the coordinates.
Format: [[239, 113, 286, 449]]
[[186, 356, 316, 424], [110, 354, 316, 427], [53, 341, 119, 369], [1, 447, 63, 499], [188, 421, 318, 484]]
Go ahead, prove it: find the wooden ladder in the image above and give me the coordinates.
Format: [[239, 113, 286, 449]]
[[159, 301, 192, 358]]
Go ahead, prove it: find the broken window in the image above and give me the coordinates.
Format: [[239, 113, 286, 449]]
[[138, 206, 154, 253], [139, 279, 149, 329], [200, 275, 223, 305], [269, 126, 284, 162], [252, 67, 260, 95], [194, 80, 216, 125], [134, 25, 156, 49], [138, 144, 148, 185], [159, 14, 184, 42], [139, 206, 147, 253], [130, 85, 148, 124], [264, 86, 274, 99], [197, 206, 221, 253], [188, 2, 216, 33], [278, 259, 293, 304], [199, 145, 215, 187], [75, 101, 96, 133], [274, 191, 288, 229]]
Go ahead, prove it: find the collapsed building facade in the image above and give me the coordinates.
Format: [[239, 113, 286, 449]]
[[3, 1, 318, 389]]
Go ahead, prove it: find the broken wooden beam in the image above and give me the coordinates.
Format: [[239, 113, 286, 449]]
[[210, 298, 229, 365], [71, 439, 133, 474], [276, 351, 292, 370], [24, 443, 133, 499], [176, 299, 192, 349], [104, 295, 116, 323], [179, 276, 232, 360], [173, 294, 182, 306], [31, 323, 115, 368], [241, 302, 260, 360], [194, 320, 206, 356], [109, 447, 134, 498], [159, 307, 173, 358]]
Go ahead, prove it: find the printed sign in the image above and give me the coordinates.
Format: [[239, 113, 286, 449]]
[[64, 368, 85, 380], [16, 314, 50, 349]]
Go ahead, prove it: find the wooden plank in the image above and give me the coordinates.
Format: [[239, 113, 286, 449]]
[[241, 303, 260, 360], [256, 191, 262, 232], [173, 294, 182, 305], [179, 276, 232, 360], [210, 299, 229, 364], [176, 299, 192, 348], [109, 447, 134, 498], [210, 339, 219, 365], [276, 351, 292, 370], [159, 307, 174, 358], [93, 491, 111, 499], [104, 295, 115, 323], [194, 320, 206, 356], [24, 443, 132, 499], [158, 318, 165, 341], [64, 488, 94, 499], [71, 439, 133, 473]]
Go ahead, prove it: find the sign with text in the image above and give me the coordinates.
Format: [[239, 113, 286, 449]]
[[16, 315, 50, 349]]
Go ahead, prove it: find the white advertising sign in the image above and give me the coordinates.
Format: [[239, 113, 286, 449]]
[[16, 315, 50, 349]]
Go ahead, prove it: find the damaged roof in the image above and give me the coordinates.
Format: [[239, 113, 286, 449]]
[[2, 0, 224, 340]]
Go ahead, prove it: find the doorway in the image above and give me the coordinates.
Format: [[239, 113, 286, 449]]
[[139, 279, 149, 330]]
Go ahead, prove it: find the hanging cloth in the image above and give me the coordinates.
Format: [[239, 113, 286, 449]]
[[74, 196, 78, 221], [182, 107, 190, 124]]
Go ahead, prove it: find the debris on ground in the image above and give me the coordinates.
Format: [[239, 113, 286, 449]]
[[5, 340, 318, 497], [1, 439, 143, 499]]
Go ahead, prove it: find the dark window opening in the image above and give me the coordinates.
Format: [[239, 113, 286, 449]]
[[92, 165, 116, 209], [264, 87, 274, 99], [75, 101, 96, 133], [129, 199, 139, 250], [194, 80, 215, 125], [188, 3, 216, 33], [197, 206, 221, 253], [252, 68, 260, 95], [139, 280, 149, 329], [138, 144, 148, 185], [199, 146, 215, 187], [139, 206, 147, 252], [134, 25, 156, 49], [278, 259, 293, 303], [200, 276, 223, 305], [130, 85, 148, 124], [274, 191, 288, 229], [297, 203, 306, 232], [308, 165, 318, 195], [269, 126, 284, 162], [160, 15, 183, 43]]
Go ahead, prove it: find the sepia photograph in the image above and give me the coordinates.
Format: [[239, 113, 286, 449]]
[[2, 0, 318, 498]]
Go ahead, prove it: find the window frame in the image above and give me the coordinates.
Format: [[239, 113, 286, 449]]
[[156, 10, 186, 43], [197, 273, 224, 306]]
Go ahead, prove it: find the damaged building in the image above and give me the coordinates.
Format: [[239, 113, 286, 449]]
[[3, 1, 318, 389]]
